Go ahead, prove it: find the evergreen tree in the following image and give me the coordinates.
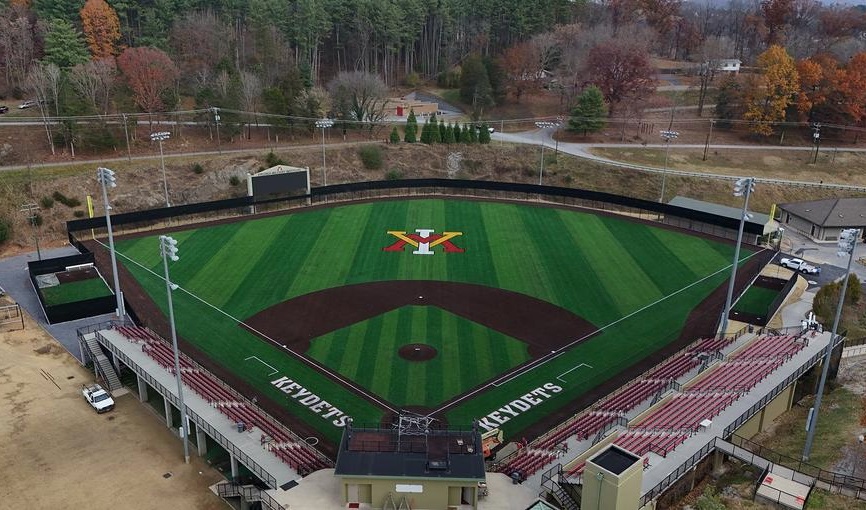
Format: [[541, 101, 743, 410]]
[[432, 118, 442, 143], [421, 113, 436, 144], [43, 19, 90, 68], [468, 123, 478, 143], [446, 123, 457, 143], [478, 124, 491, 144], [460, 54, 495, 120], [389, 126, 400, 143], [568, 85, 608, 136], [453, 123, 462, 142], [404, 109, 418, 143]]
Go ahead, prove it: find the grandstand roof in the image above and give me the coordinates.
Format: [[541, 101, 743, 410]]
[[334, 423, 485, 480], [668, 196, 772, 233]]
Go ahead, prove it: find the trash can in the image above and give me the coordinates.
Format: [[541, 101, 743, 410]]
[[510, 471, 521, 484], [236, 422, 245, 433]]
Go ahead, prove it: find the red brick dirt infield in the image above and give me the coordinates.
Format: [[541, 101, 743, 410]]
[[79, 202, 773, 458]]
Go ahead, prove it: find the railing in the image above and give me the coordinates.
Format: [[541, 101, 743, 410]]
[[216, 482, 286, 510], [639, 437, 718, 505], [96, 332, 279, 489], [727, 435, 866, 499], [640, 333, 845, 506], [722, 336, 840, 439]]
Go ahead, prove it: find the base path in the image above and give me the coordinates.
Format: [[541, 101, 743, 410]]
[[242, 280, 599, 358]]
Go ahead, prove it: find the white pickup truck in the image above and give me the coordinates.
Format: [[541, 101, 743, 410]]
[[82, 383, 115, 413], [779, 257, 821, 275]]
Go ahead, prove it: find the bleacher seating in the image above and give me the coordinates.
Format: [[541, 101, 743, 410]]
[[113, 324, 330, 473], [687, 360, 781, 392], [635, 393, 735, 431], [731, 335, 804, 361], [688, 336, 734, 354], [614, 430, 690, 457], [598, 380, 666, 413], [495, 449, 557, 478], [566, 460, 586, 479], [535, 412, 618, 450], [645, 354, 700, 382]]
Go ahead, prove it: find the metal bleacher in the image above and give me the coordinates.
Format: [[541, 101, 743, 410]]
[[114, 325, 331, 474]]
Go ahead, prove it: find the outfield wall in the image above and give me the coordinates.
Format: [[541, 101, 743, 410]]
[[67, 179, 766, 246]]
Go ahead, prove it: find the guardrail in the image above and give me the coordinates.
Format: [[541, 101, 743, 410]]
[[95, 332, 279, 489]]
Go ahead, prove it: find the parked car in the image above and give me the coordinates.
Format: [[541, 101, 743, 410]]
[[0, 105, 8, 114], [779, 257, 821, 275], [82, 383, 115, 413], [18, 100, 38, 109]]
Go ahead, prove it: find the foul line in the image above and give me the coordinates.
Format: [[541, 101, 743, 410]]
[[245, 356, 279, 376], [427, 248, 771, 417], [556, 363, 593, 383], [95, 239, 400, 414]]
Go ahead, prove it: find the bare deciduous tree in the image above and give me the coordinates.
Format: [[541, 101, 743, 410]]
[[25, 63, 58, 155], [0, 6, 37, 93], [69, 58, 117, 115], [327, 71, 387, 125], [239, 71, 262, 113]]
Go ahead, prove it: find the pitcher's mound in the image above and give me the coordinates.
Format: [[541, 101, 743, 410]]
[[398, 343, 438, 362]]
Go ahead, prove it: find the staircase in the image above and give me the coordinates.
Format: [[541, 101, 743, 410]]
[[85, 335, 121, 392], [550, 482, 581, 510]]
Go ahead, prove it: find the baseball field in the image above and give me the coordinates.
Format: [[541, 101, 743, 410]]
[[110, 198, 759, 446]]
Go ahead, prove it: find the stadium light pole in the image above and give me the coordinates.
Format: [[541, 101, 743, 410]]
[[150, 131, 171, 208], [160, 235, 190, 464], [803, 228, 860, 461], [535, 121, 559, 186], [315, 118, 334, 186], [719, 177, 755, 338], [97, 167, 125, 319], [659, 130, 679, 203]]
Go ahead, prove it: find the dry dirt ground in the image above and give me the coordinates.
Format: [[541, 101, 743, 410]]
[[0, 305, 226, 510]]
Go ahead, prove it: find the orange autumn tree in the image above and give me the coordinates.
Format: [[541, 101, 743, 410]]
[[835, 53, 866, 125], [743, 45, 799, 136], [81, 0, 121, 58]]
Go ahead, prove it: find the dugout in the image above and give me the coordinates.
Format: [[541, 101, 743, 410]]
[[28, 253, 116, 324]]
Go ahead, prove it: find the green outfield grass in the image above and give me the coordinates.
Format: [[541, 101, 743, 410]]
[[114, 199, 756, 443], [40, 277, 112, 306], [307, 306, 531, 407], [732, 286, 780, 316]]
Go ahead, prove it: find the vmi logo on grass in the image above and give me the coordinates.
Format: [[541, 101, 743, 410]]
[[384, 229, 464, 255]]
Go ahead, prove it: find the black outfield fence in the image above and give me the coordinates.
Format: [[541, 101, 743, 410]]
[[27, 252, 116, 324], [68, 179, 767, 245]]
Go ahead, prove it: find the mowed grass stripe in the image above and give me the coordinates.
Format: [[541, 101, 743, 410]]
[[481, 204, 552, 300], [185, 218, 291, 307], [604, 222, 707, 296], [560, 212, 662, 313], [444, 200, 498, 287], [516, 206, 622, 321], [285, 204, 374, 298], [649, 227, 737, 275], [223, 211, 330, 316], [345, 200, 409, 284]]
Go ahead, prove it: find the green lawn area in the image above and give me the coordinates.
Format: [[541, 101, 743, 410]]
[[114, 199, 753, 443], [307, 306, 531, 407], [40, 277, 112, 306], [733, 286, 780, 315]]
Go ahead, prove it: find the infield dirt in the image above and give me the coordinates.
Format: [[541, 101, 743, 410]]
[[0, 307, 225, 510]]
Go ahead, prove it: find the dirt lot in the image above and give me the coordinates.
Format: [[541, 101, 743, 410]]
[[0, 306, 226, 509]]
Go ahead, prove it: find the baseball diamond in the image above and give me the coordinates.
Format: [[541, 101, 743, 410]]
[[87, 197, 766, 453]]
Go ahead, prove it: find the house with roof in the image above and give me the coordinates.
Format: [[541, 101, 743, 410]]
[[777, 197, 866, 242]]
